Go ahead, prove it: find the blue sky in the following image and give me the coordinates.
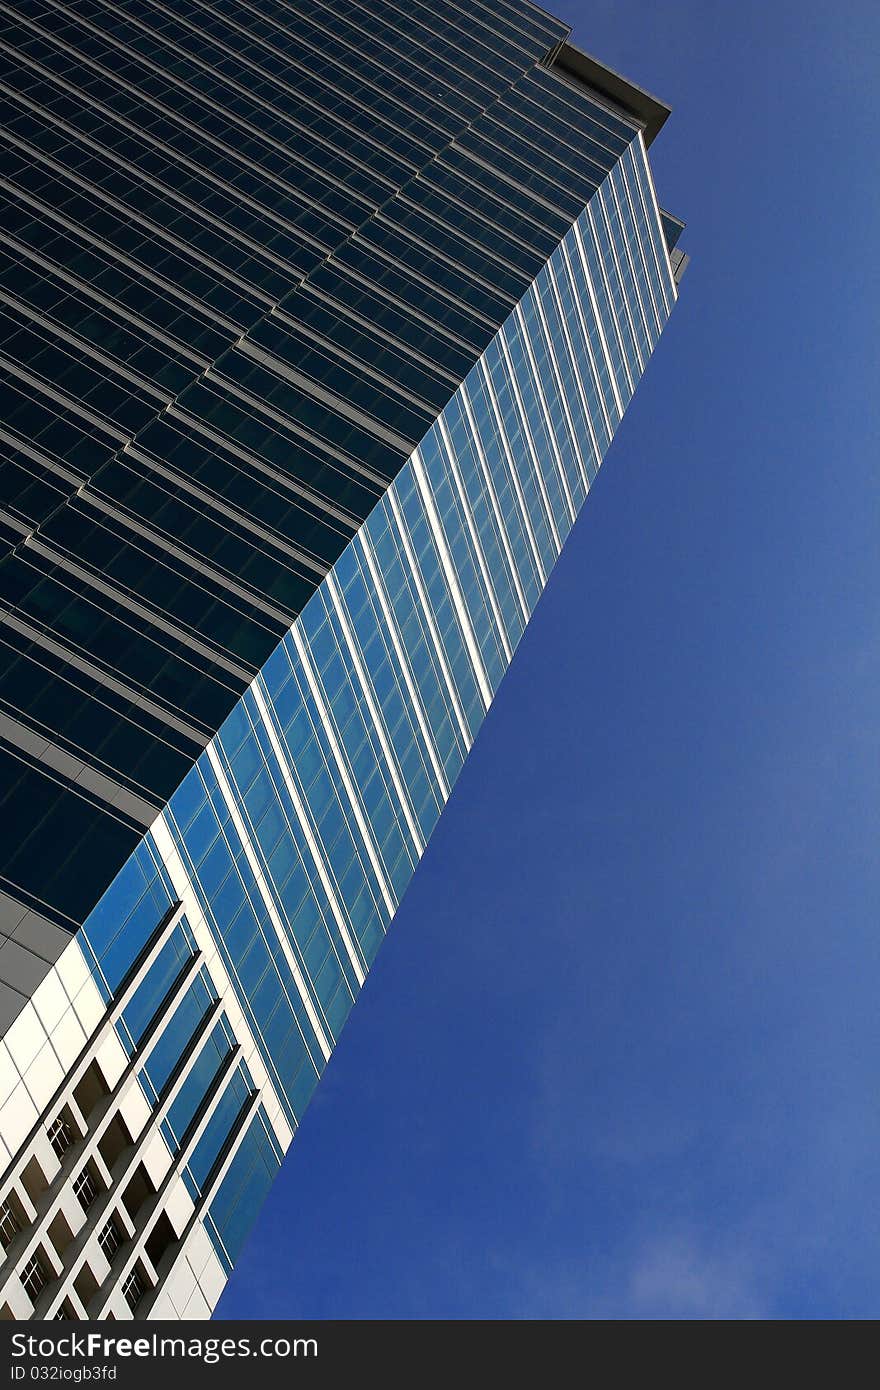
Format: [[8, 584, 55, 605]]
[[217, 0, 880, 1319]]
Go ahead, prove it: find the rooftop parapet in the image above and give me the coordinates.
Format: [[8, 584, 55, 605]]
[[547, 40, 672, 146]]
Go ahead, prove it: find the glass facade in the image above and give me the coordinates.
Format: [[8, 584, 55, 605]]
[[0, 0, 684, 1320], [0, 0, 647, 940]]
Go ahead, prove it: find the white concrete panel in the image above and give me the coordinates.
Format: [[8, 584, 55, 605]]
[[141, 1131, 173, 1189], [3, 1279, 32, 1320], [32, 973, 68, 1034], [270, 1108, 293, 1152], [86, 1241, 111, 1285], [147, 1290, 176, 1320], [94, 1032, 127, 1090], [23, 1040, 64, 1111], [0, 1040, 17, 1108], [164, 1254, 197, 1316], [117, 1082, 151, 1141], [181, 1285, 211, 1320], [5, 1002, 45, 1073], [197, 1248, 227, 1309], [183, 1223, 214, 1280], [71, 982, 105, 1038], [55, 944, 90, 1001], [49, 1006, 87, 1071], [0, 1078, 38, 1152], [164, 1178, 195, 1238]]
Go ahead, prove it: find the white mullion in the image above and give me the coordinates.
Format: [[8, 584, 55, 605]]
[[550, 247, 615, 441], [622, 149, 671, 320], [251, 679, 367, 986], [569, 218, 628, 415], [614, 161, 663, 335], [580, 205, 636, 396], [496, 333, 563, 556], [386, 488, 472, 748], [476, 357, 547, 588], [512, 303, 578, 526], [593, 189, 645, 375], [621, 149, 669, 325], [628, 147, 670, 319], [436, 415, 514, 663], [524, 286, 595, 498], [596, 184, 646, 371], [410, 445, 493, 710], [323, 571, 425, 856], [288, 622, 399, 917], [458, 385, 530, 625], [357, 530, 451, 801], [636, 130, 678, 302], [542, 259, 605, 478], [287, 625, 397, 917], [205, 743, 333, 1061], [607, 171, 658, 345], [143, 820, 293, 1151]]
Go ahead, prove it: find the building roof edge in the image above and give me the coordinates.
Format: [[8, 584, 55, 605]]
[[551, 41, 672, 146]]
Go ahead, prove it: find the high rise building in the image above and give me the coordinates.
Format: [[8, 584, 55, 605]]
[[0, 0, 685, 1320]]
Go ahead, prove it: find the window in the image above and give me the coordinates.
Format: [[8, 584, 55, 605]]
[[0, 1199, 20, 1250], [98, 1217, 122, 1262], [122, 1268, 145, 1313], [21, 1253, 49, 1302], [73, 1168, 99, 1213], [48, 1116, 74, 1159]]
